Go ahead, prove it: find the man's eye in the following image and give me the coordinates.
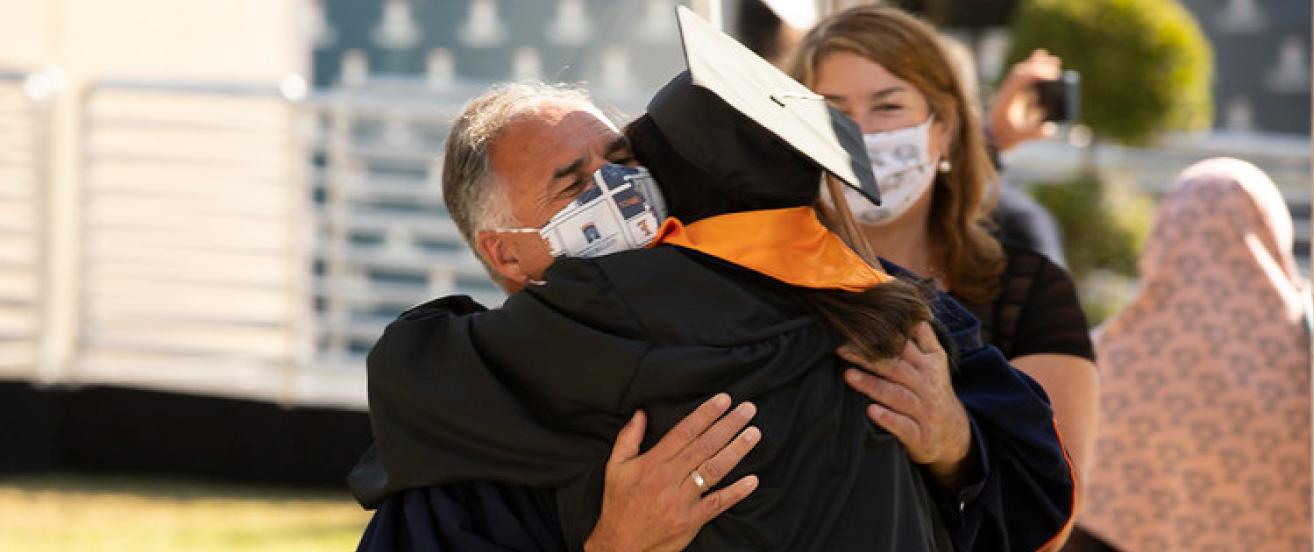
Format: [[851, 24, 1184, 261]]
[[873, 104, 903, 113], [559, 178, 588, 199], [609, 155, 636, 165]]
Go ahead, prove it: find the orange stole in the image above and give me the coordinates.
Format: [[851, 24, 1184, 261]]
[[651, 206, 891, 292]]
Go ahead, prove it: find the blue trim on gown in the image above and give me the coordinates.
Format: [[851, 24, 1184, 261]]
[[358, 481, 567, 552]]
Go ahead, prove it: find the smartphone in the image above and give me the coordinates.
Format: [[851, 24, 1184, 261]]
[[1034, 70, 1080, 123]]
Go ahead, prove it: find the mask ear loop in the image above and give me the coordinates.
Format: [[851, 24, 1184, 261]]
[[820, 173, 879, 267]]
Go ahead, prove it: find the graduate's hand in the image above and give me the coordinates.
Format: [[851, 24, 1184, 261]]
[[839, 322, 974, 491], [584, 393, 761, 552]]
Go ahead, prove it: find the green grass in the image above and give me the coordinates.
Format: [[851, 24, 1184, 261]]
[[0, 474, 372, 552]]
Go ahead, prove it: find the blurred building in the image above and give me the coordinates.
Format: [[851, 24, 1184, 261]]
[[0, 0, 699, 485], [891, 0, 1313, 136], [1182, 0, 1311, 135], [312, 0, 688, 95]]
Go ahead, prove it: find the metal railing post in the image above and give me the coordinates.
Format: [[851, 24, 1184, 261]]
[[0, 69, 57, 382], [29, 71, 57, 384], [280, 75, 314, 407]]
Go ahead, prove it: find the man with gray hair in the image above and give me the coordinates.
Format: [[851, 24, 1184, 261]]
[[355, 82, 768, 550], [441, 83, 599, 289]]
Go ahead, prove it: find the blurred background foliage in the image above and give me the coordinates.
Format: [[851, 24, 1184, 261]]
[[1031, 174, 1156, 325], [1006, 0, 1213, 147], [1005, 0, 1212, 324], [1031, 174, 1156, 281]]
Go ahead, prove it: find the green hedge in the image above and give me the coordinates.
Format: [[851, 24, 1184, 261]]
[[1030, 174, 1155, 325], [1006, 0, 1213, 146]]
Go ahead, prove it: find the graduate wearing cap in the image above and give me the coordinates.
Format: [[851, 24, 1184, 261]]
[[351, 8, 1074, 551]]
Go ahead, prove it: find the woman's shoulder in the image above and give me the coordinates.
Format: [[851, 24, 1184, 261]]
[[998, 240, 1065, 278], [989, 240, 1095, 361], [994, 240, 1080, 300]]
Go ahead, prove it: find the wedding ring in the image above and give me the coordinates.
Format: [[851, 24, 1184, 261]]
[[691, 470, 708, 493]]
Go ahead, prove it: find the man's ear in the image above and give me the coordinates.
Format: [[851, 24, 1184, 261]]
[[475, 230, 530, 290]]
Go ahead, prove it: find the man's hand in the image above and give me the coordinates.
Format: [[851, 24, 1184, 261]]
[[584, 393, 761, 552], [839, 322, 973, 491], [988, 48, 1063, 153]]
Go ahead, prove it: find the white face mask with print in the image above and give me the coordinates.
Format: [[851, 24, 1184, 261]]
[[496, 164, 667, 259], [835, 116, 938, 226]]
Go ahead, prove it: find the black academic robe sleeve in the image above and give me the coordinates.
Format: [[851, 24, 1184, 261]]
[[352, 259, 647, 508], [952, 345, 1075, 551], [899, 263, 1075, 552]]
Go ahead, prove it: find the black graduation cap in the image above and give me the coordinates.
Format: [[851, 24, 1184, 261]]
[[645, 5, 880, 207]]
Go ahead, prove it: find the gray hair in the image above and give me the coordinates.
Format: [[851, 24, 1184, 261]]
[[441, 82, 596, 256]]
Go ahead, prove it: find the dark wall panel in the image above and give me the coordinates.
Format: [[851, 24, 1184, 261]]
[[0, 383, 373, 489]]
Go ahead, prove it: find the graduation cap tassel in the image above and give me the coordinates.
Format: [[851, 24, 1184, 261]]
[[820, 173, 880, 267]]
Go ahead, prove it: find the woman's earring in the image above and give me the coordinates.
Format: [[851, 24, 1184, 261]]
[[937, 158, 952, 174]]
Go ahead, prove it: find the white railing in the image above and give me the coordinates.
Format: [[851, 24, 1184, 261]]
[[74, 78, 317, 404], [0, 70, 52, 381], [69, 74, 649, 409]]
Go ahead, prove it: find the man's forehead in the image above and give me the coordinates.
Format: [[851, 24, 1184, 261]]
[[488, 100, 621, 190], [496, 105, 616, 157], [516, 98, 615, 132]]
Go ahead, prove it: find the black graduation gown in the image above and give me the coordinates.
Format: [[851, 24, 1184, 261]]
[[350, 246, 1074, 551]]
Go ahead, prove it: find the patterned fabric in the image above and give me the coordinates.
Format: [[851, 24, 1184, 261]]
[[1081, 158, 1312, 551]]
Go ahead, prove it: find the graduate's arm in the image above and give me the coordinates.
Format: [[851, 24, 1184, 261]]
[[353, 285, 644, 506], [1009, 354, 1098, 551], [942, 345, 1077, 552]]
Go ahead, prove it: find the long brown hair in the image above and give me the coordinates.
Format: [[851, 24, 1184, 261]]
[[787, 6, 1004, 304]]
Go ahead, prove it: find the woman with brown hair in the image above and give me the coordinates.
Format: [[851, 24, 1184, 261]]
[[788, 6, 1099, 548]]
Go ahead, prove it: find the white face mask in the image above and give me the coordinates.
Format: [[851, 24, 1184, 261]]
[[496, 164, 667, 259], [834, 116, 938, 226]]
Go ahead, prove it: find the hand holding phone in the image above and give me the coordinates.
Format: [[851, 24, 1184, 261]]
[[988, 49, 1066, 153], [1035, 70, 1081, 123]]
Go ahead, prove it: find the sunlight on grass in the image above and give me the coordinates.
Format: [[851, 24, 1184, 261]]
[[0, 474, 372, 552]]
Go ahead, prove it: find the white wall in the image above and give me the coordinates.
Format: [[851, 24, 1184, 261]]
[[0, 1, 314, 401], [0, 0, 306, 79]]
